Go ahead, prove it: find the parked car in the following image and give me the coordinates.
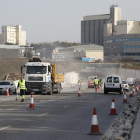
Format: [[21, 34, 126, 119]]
[[88, 76, 97, 88], [104, 75, 123, 94], [122, 80, 129, 92], [0, 81, 17, 95]]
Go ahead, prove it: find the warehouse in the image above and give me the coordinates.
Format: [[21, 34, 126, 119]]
[[0, 45, 20, 58], [58, 44, 104, 61]]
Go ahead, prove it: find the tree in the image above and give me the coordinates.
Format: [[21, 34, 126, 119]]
[[24, 51, 33, 58]]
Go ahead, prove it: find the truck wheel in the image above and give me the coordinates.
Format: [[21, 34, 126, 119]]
[[25, 92, 30, 95], [48, 85, 52, 95]]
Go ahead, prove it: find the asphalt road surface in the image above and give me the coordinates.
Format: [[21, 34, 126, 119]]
[[0, 87, 131, 140]]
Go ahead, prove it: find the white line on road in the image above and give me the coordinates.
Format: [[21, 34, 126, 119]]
[[0, 125, 12, 131], [37, 113, 48, 117], [90, 97, 94, 99], [63, 105, 70, 108], [79, 100, 84, 102]]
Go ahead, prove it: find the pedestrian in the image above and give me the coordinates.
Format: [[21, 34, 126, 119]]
[[78, 79, 82, 86], [94, 77, 98, 92], [17, 76, 27, 102]]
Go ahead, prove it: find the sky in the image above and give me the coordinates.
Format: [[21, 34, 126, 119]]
[[0, 0, 139, 43]]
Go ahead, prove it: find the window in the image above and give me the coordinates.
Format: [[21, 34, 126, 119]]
[[107, 77, 112, 83], [118, 23, 119, 25], [121, 23, 123, 25], [124, 23, 126, 25]]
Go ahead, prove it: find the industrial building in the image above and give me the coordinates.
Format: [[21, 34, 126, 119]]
[[0, 25, 26, 46], [81, 4, 121, 46], [82, 4, 140, 61], [58, 44, 104, 61], [0, 45, 20, 58]]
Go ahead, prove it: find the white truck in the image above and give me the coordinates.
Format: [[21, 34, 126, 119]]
[[126, 77, 135, 85], [21, 58, 64, 95]]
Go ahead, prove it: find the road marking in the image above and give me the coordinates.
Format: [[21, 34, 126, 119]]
[[63, 105, 70, 108], [0, 125, 12, 131], [79, 100, 84, 102], [37, 113, 48, 117], [90, 97, 94, 99]]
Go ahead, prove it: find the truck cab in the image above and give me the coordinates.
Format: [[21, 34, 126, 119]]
[[21, 58, 64, 95]]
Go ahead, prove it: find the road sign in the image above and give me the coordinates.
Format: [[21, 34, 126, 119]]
[[52, 53, 65, 59], [82, 57, 95, 62]]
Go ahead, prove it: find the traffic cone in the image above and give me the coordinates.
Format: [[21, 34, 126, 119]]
[[136, 87, 138, 92], [78, 87, 81, 97], [6, 88, 9, 96], [109, 98, 117, 115], [130, 89, 133, 97], [96, 86, 98, 92], [88, 108, 102, 135], [29, 94, 35, 109], [123, 92, 127, 103], [133, 88, 135, 94]]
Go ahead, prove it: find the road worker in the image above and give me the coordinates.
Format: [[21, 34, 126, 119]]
[[17, 76, 27, 102], [78, 79, 82, 86], [99, 79, 103, 89], [94, 77, 98, 91]]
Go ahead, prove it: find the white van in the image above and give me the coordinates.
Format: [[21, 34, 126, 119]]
[[104, 75, 123, 94]]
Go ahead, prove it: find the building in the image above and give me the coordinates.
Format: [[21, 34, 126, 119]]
[[82, 4, 140, 61], [0, 25, 26, 46], [0, 45, 20, 58], [81, 4, 121, 46], [104, 16, 140, 61], [58, 44, 104, 61]]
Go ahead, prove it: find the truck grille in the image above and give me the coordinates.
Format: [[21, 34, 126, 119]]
[[28, 77, 43, 81]]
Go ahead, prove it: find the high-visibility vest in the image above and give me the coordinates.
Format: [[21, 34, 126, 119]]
[[99, 81, 102, 85], [94, 79, 98, 85], [78, 80, 81, 83], [19, 80, 26, 90]]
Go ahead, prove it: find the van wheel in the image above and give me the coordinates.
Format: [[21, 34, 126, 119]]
[[120, 88, 123, 95], [104, 88, 108, 94]]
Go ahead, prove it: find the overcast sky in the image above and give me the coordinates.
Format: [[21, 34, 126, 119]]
[[0, 0, 139, 43]]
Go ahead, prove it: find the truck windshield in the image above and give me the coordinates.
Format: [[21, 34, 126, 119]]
[[26, 66, 47, 74]]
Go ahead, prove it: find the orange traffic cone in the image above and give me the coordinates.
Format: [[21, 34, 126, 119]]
[[123, 92, 127, 103], [130, 89, 133, 97], [109, 98, 117, 115], [6, 88, 9, 96], [88, 108, 102, 135], [133, 88, 135, 94], [78, 87, 81, 97], [29, 94, 35, 109], [96, 86, 98, 92], [136, 87, 138, 92]]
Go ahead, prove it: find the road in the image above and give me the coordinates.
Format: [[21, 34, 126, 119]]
[[0, 87, 131, 140]]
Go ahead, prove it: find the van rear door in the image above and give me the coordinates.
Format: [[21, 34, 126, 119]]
[[106, 76, 113, 88], [113, 76, 120, 88]]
